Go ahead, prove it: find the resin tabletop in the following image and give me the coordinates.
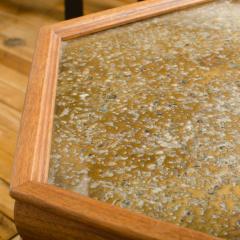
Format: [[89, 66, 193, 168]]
[[49, 1, 240, 239]]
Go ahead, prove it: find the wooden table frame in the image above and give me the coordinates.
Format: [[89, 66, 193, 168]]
[[10, 0, 222, 239]]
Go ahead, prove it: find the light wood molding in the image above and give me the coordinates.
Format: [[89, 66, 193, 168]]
[[12, 182, 221, 240]]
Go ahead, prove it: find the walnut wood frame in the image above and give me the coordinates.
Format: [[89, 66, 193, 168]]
[[10, 1, 222, 240]]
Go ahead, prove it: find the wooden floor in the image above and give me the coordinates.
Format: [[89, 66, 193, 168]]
[[0, 0, 136, 239]]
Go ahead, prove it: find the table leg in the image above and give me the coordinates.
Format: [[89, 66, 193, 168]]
[[64, 0, 83, 19]]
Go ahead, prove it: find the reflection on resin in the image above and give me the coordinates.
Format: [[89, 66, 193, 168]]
[[49, 1, 240, 239]]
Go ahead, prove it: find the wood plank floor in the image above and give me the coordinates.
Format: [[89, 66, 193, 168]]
[[0, 0, 136, 239]]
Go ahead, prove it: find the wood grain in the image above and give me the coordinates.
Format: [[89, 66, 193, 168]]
[[53, 0, 214, 40], [0, 14, 32, 75], [0, 125, 18, 157], [0, 45, 31, 76], [0, 104, 20, 183], [0, 179, 14, 219], [0, 64, 27, 94], [0, 212, 16, 240], [12, 182, 221, 240], [10, 27, 59, 189], [0, 150, 13, 183], [0, 81, 25, 112]]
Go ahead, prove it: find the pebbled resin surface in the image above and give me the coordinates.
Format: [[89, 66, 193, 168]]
[[49, 1, 240, 239]]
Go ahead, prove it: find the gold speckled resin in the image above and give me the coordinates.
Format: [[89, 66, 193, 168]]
[[49, 1, 240, 239]]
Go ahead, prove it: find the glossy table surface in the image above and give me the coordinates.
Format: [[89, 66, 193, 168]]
[[49, 1, 240, 239]]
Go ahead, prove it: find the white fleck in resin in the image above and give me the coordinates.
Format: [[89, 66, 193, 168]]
[[49, 1, 240, 239]]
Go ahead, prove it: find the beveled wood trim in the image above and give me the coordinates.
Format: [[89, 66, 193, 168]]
[[52, 0, 214, 40], [11, 27, 61, 189], [11, 182, 221, 240], [10, 26, 55, 189], [15, 201, 115, 240], [31, 31, 61, 184]]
